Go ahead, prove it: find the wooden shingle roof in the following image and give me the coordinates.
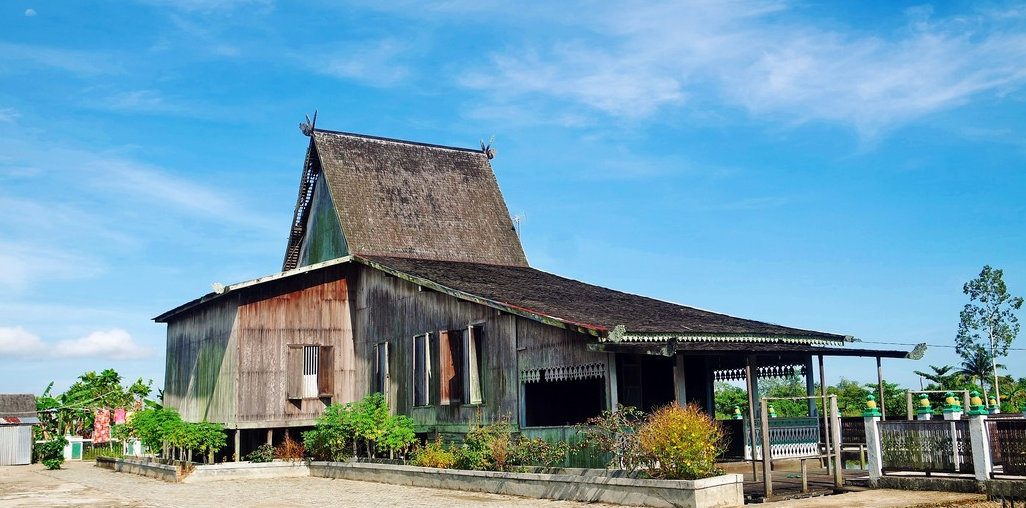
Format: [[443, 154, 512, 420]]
[[284, 130, 528, 269], [363, 256, 849, 343]]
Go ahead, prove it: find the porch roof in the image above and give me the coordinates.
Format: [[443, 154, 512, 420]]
[[363, 256, 849, 344]]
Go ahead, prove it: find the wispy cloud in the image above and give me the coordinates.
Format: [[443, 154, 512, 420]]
[[135, 0, 273, 13], [460, 1, 1026, 136], [304, 38, 414, 87], [0, 41, 123, 76], [0, 108, 19, 123], [0, 327, 150, 360], [0, 241, 105, 292]]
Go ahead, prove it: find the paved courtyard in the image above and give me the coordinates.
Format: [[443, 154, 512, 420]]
[[0, 460, 990, 508], [0, 461, 633, 508]]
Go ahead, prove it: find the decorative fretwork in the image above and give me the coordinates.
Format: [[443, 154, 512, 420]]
[[879, 420, 974, 474], [521, 363, 604, 384], [989, 419, 1026, 475], [713, 364, 806, 382], [743, 417, 821, 460]]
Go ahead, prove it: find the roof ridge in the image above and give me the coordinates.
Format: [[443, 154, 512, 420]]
[[313, 128, 487, 155]]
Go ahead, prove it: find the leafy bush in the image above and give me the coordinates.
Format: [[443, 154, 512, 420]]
[[36, 436, 68, 470], [275, 434, 306, 462], [126, 407, 226, 463], [507, 437, 570, 468], [637, 402, 725, 480], [247, 444, 275, 463], [410, 438, 457, 468], [574, 404, 646, 472], [303, 393, 416, 461]]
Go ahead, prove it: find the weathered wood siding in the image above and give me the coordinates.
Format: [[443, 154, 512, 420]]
[[515, 318, 608, 372], [164, 266, 357, 427], [164, 299, 240, 424], [235, 272, 356, 425], [351, 266, 518, 432]]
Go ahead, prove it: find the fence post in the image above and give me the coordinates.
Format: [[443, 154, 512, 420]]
[[862, 395, 883, 483], [968, 391, 993, 482]]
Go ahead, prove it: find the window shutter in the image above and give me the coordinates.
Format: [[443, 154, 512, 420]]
[[318, 345, 334, 397], [468, 325, 482, 404], [286, 344, 303, 400]]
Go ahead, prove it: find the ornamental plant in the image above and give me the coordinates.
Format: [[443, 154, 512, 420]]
[[302, 393, 416, 461], [637, 402, 725, 480], [574, 404, 646, 472]]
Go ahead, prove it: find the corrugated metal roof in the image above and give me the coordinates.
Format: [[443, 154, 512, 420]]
[[0, 417, 39, 425]]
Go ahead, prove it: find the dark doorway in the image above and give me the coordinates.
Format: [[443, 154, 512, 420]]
[[524, 377, 605, 426], [618, 354, 674, 413]]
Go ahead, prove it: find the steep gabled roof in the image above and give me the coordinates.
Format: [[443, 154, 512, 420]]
[[362, 256, 849, 344], [283, 130, 528, 270]]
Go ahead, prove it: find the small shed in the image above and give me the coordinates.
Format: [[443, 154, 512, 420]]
[[0, 394, 38, 465]]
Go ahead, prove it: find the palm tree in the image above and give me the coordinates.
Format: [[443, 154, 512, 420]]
[[913, 365, 961, 390], [957, 346, 1006, 400]]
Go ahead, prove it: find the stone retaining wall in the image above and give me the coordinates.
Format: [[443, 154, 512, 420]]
[[309, 461, 743, 508]]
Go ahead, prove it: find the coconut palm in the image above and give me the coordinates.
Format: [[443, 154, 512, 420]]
[[957, 346, 1005, 400], [913, 365, 962, 390]]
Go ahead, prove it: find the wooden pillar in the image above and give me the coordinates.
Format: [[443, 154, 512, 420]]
[[805, 355, 816, 417], [830, 396, 842, 487], [674, 352, 686, 405], [760, 396, 772, 498], [267, 428, 273, 446], [233, 429, 241, 462], [876, 356, 886, 419], [606, 353, 618, 411], [745, 354, 759, 481], [819, 354, 832, 474]]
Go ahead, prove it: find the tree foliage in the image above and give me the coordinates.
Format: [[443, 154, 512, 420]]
[[35, 368, 151, 440], [956, 265, 1023, 399]]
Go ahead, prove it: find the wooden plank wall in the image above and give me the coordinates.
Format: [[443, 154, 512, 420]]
[[164, 298, 240, 424], [516, 319, 608, 372], [235, 272, 356, 425], [351, 267, 518, 432]]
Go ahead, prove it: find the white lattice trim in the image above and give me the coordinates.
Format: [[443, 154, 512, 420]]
[[521, 363, 605, 384]]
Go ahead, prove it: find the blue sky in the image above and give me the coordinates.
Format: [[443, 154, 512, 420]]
[[1, 0, 1024, 397]]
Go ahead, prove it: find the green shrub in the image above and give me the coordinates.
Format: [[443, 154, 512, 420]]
[[574, 404, 646, 472], [247, 444, 275, 463], [410, 438, 457, 468], [508, 437, 570, 468], [303, 393, 416, 461], [637, 402, 724, 480], [36, 436, 68, 470]]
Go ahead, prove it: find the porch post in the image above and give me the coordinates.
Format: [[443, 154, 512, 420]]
[[745, 354, 759, 481], [876, 356, 886, 419], [606, 353, 619, 411], [674, 352, 686, 405], [233, 428, 241, 462], [968, 392, 993, 481], [818, 354, 833, 474], [805, 355, 816, 417]]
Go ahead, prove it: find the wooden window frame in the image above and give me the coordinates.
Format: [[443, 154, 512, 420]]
[[413, 333, 431, 407], [286, 344, 334, 400], [463, 325, 484, 405]]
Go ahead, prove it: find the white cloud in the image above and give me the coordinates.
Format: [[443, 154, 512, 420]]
[[24, 9, 36, 17], [0, 108, 20, 123], [0, 327, 46, 357], [461, 1, 1026, 136], [0, 42, 122, 76], [55, 329, 151, 360], [0, 327, 150, 360], [0, 241, 105, 292], [307, 39, 413, 87]]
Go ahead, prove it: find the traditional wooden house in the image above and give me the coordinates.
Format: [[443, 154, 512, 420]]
[[156, 128, 911, 459], [0, 394, 38, 466]]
